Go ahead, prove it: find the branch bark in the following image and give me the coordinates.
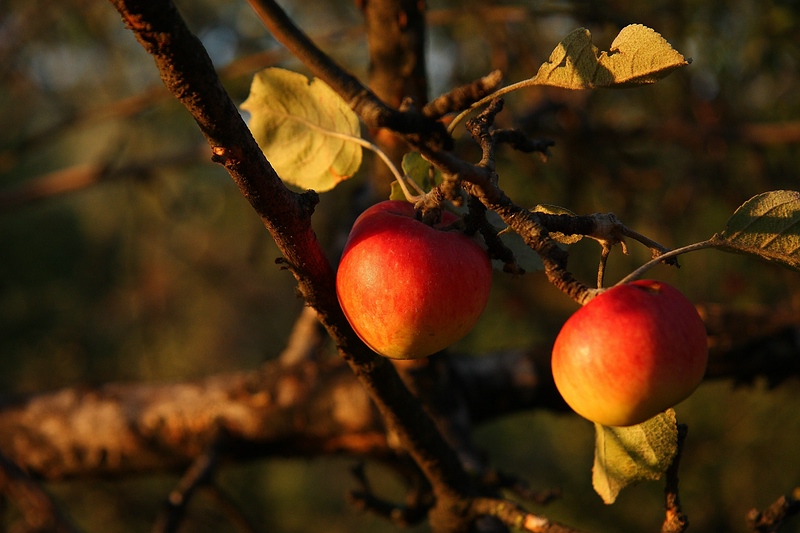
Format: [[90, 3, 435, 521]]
[[0, 349, 556, 480], [1, 308, 797, 480]]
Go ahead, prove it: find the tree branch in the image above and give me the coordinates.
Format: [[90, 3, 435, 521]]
[[106, 2, 478, 530], [2, 305, 795, 479], [246, 0, 450, 149], [661, 424, 689, 533], [153, 440, 221, 533], [746, 488, 800, 533]]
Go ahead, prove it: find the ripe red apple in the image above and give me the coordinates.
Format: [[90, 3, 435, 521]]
[[336, 200, 492, 359], [551, 279, 708, 426]]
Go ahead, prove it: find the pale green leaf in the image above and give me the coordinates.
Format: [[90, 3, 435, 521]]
[[241, 68, 362, 192], [388, 181, 407, 202], [713, 190, 800, 271], [389, 152, 443, 201], [532, 25, 689, 90], [592, 410, 678, 504]]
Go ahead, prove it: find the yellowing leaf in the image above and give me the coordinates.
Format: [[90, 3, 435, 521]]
[[592, 410, 678, 504], [713, 190, 800, 271], [241, 68, 362, 192], [532, 25, 689, 89]]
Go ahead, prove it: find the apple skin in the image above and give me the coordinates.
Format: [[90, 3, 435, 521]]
[[551, 279, 708, 427], [336, 200, 492, 360]]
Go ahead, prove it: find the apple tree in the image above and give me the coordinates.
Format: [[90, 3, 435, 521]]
[[1, 1, 800, 532]]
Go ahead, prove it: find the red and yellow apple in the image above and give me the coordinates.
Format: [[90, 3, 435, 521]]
[[551, 279, 708, 426], [336, 200, 492, 359]]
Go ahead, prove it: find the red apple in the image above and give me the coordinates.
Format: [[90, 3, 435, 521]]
[[336, 200, 492, 359], [551, 279, 708, 426]]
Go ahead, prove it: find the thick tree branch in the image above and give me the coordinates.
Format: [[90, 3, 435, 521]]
[[1, 308, 796, 480], [106, 2, 480, 530], [360, 0, 430, 194], [0, 349, 558, 481], [0, 362, 386, 479]]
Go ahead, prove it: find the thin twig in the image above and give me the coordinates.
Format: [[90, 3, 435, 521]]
[[746, 487, 800, 533], [422, 70, 504, 119], [203, 484, 261, 533], [278, 305, 327, 366], [348, 462, 432, 527], [470, 497, 586, 533], [153, 440, 221, 533], [616, 239, 720, 285], [661, 424, 689, 533], [0, 452, 78, 533]]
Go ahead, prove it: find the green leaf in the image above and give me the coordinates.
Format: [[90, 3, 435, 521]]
[[388, 182, 406, 202], [402, 152, 443, 192], [241, 68, 362, 192], [389, 152, 443, 201], [713, 190, 800, 271], [532, 25, 689, 89], [592, 410, 678, 504]]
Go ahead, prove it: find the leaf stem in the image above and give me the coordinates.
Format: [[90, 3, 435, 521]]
[[447, 78, 538, 134], [290, 115, 420, 201], [615, 239, 720, 286]]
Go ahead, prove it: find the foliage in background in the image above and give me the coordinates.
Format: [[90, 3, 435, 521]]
[[2, 0, 800, 532]]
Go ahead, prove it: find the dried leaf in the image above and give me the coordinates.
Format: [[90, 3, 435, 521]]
[[241, 68, 362, 192], [533, 25, 689, 89]]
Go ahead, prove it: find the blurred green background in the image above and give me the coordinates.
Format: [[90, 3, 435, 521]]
[[2, 0, 800, 531]]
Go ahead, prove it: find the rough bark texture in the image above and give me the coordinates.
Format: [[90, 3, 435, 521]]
[[0, 362, 386, 479], [2, 309, 799, 481]]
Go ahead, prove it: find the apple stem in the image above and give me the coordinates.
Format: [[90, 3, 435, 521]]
[[615, 239, 720, 286]]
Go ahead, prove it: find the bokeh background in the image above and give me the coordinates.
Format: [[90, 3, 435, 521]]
[[2, 0, 800, 531]]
